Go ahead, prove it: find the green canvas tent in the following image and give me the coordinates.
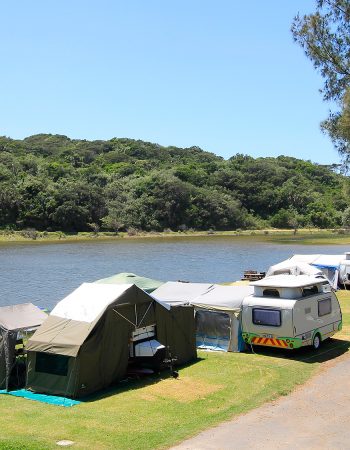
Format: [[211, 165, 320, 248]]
[[26, 283, 196, 398], [95, 274, 196, 366], [95, 272, 164, 293], [26, 283, 158, 398], [154, 302, 197, 366]]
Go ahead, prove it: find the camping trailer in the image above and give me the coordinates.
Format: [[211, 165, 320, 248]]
[[241, 275, 342, 350]]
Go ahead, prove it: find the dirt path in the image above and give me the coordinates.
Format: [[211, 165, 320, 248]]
[[172, 352, 350, 450]]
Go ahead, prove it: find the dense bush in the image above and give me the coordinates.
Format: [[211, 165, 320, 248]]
[[0, 134, 347, 231]]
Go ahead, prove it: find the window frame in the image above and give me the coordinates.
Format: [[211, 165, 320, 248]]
[[318, 297, 332, 317], [302, 285, 319, 297], [252, 308, 282, 327], [262, 288, 280, 298]]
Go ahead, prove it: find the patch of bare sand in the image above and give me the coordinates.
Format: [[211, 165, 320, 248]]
[[139, 376, 223, 403]]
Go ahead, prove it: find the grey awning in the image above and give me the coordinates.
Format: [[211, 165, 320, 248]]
[[0, 303, 47, 331]]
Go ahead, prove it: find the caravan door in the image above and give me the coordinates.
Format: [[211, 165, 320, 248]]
[[293, 293, 342, 345], [293, 298, 317, 345]]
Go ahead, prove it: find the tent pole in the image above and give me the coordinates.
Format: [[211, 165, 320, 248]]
[[0, 329, 8, 390], [3, 329, 11, 391], [138, 301, 154, 328], [113, 309, 136, 327]]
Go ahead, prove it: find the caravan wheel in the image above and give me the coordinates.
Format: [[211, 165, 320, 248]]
[[312, 334, 321, 351]]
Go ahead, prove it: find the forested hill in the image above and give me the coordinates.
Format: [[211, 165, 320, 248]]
[[0, 134, 347, 232]]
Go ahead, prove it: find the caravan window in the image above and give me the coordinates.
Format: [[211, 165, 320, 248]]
[[263, 289, 280, 297], [35, 352, 69, 377], [253, 308, 281, 327], [302, 285, 319, 297], [318, 298, 332, 317]]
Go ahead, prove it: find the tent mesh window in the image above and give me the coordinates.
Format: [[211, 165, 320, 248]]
[[318, 298, 332, 317], [252, 308, 281, 327], [196, 311, 230, 340], [35, 352, 69, 377], [195, 310, 231, 351]]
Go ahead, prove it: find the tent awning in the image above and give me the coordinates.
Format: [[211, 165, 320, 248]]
[[151, 281, 213, 305], [26, 315, 94, 357], [191, 285, 254, 312], [0, 303, 47, 331]]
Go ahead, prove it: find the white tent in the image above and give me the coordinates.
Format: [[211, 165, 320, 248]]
[[339, 253, 350, 286], [266, 261, 325, 278], [51, 283, 133, 323], [268, 253, 350, 289]]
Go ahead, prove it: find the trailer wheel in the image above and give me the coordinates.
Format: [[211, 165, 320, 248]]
[[312, 333, 321, 351]]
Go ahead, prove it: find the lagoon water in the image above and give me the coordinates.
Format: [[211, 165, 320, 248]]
[[0, 236, 349, 309]]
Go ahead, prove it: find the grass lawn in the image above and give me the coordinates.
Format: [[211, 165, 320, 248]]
[[1, 293, 349, 450]]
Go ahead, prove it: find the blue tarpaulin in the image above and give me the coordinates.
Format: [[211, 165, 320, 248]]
[[0, 389, 80, 407], [312, 264, 339, 270]]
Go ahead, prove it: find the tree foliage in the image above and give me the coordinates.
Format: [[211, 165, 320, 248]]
[[0, 134, 346, 232], [342, 205, 350, 227], [292, 0, 350, 161], [323, 88, 350, 159]]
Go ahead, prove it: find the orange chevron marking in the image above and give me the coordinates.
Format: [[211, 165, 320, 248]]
[[251, 336, 288, 348]]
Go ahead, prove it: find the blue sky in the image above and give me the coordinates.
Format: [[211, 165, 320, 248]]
[[0, 1, 340, 165]]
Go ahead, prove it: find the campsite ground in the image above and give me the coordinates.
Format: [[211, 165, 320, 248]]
[[172, 291, 350, 450], [0, 294, 349, 449]]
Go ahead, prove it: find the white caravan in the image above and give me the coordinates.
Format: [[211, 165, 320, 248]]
[[241, 275, 342, 350]]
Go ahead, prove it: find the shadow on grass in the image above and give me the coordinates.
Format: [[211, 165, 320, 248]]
[[81, 339, 350, 402], [247, 337, 350, 364], [81, 357, 205, 403]]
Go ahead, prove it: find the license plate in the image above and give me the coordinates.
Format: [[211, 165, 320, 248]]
[[264, 334, 273, 338]]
